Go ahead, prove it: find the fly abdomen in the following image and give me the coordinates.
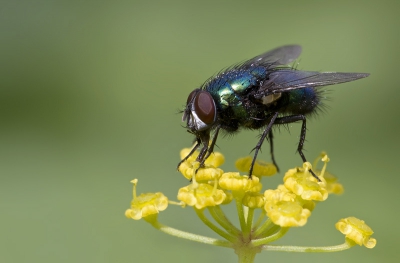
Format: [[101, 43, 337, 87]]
[[283, 87, 321, 115]]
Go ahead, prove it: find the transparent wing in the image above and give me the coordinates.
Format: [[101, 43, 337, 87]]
[[259, 70, 370, 95], [242, 45, 302, 68]]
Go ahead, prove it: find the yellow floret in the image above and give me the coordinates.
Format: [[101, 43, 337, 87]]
[[242, 192, 265, 208], [178, 160, 223, 181], [219, 172, 262, 194], [335, 217, 376, 248], [177, 183, 226, 209], [235, 156, 277, 177], [180, 148, 225, 168], [283, 163, 328, 201], [125, 180, 168, 220], [220, 190, 234, 205], [125, 179, 168, 220], [264, 200, 311, 227], [264, 185, 316, 212], [264, 185, 297, 202], [322, 171, 344, 195]]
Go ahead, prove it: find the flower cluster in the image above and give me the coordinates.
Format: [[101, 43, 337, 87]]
[[125, 148, 376, 261]]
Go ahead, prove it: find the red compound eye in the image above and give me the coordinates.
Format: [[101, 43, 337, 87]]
[[186, 89, 199, 105], [193, 91, 216, 124]]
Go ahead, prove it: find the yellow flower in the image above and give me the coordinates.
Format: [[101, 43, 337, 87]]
[[264, 185, 297, 202], [264, 185, 316, 212], [322, 170, 344, 195], [235, 156, 277, 177], [294, 195, 316, 212], [178, 160, 194, 180], [220, 190, 234, 205], [177, 183, 226, 209], [178, 160, 224, 181], [125, 179, 168, 220], [180, 148, 225, 168], [180, 148, 197, 162], [263, 184, 313, 227], [264, 200, 311, 227], [219, 172, 262, 194], [242, 192, 265, 208], [312, 153, 344, 195], [335, 217, 377, 248], [283, 163, 328, 201]]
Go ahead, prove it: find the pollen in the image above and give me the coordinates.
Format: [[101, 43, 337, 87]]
[[177, 183, 226, 209], [335, 217, 376, 248], [283, 163, 328, 201], [264, 200, 311, 227], [125, 179, 168, 220], [235, 156, 277, 177], [219, 172, 262, 193]]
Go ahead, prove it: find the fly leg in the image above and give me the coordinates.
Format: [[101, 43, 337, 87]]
[[196, 140, 209, 164], [274, 114, 321, 181], [249, 112, 279, 178], [194, 131, 211, 172], [177, 138, 201, 170], [201, 125, 221, 165], [268, 129, 280, 172]]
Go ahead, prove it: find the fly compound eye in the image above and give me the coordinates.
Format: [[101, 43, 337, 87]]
[[183, 89, 200, 123], [186, 89, 200, 105], [193, 91, 216, 125]]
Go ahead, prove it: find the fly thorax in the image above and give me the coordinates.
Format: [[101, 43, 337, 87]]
[[219, 87, 234, 108]]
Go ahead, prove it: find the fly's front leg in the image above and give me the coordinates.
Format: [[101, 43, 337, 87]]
[[274, 115, 321, 181], [195, 132, 211, 173], [177, 138, 201, 170], [201, 126, 221, 165], [196, 143, 208, 164]]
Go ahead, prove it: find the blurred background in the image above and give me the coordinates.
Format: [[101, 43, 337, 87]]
[[1, 0, 398, 262]]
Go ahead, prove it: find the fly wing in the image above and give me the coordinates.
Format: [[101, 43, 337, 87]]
[[257, 70, 370, 96], [242, 45, 302, 68]]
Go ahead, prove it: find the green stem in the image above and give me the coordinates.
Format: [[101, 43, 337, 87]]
[[208, 206, 240, 236], [195, 208, 236, 242], [243, 208, 255, 238], [260, 223, 280, 238], [254, 218, 276, 237], [261, 240, 356, 252], [236, 247, 258, 263], [146, 216, 232, 248], [235, 196, 247, 232], [253, 212, 265, 230], [252, 227, 289, 246]]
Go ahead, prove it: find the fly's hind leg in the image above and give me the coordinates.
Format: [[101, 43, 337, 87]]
[[274, 114, 321, 181], [268, 129, 280, 172]]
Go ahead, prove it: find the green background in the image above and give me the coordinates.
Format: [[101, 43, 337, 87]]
[[1, 0, 398, 262]]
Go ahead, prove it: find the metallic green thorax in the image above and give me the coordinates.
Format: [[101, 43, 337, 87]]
[[204, 67, 268, 128]]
